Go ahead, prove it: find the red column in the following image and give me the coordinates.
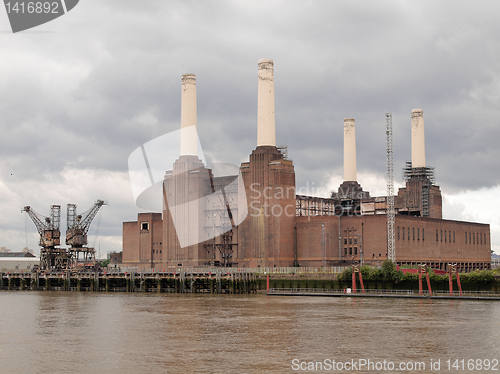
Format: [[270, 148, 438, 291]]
[[456, 272, 463, 296], [358, 271, 365, 294], [418, 271, 423, 296], [426, 273, 432, 295], [352, 270, 357, 293], [266, 274, 269, 293], [449, 272, 453, 296]]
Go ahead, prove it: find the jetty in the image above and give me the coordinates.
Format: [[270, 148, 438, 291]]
[[0, 269, 257, 294]]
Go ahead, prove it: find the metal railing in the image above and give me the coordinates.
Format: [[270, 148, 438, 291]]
[[434, 290, 500, 297], [105, 266, 348, 275], [268, 288, 500, 297], [267, 288, 416, 295]]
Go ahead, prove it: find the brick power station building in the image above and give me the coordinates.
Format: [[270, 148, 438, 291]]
[[123, 59, 491, 272]]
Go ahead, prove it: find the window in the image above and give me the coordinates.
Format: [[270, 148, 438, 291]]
[[465, 232, 467, 244], [349, 248, 352, 255], [453, 231, 455, 243], [484, 233, 487, 245], [441, 230, 443, 242], [408, 228, 410, 241], [354, 247, 357, 255], [344, 238, 347, 245], [436, 230, 439, 241], [477, 233, 479, 245], [469, 233, 471, 244], [449, 231, 451, 243], [398, 227, 400, 240], [141, 222, 149, 231], [403, 227, 405, 240], [444, 230, 447, 243], [418, 228, 420, 241], [473, 233, 475, 245], [345, 248, 347, 255], [422, 229, 425, 241], [349, 238, 352, 245], [160, 250, 162, 254], [413, 228, 415, 240], [481, 233, 483, 245], [354, 238, 358, 245]]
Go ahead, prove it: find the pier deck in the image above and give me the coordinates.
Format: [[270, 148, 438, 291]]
[[267, 288, 500, 300], [0, 270, 257, 294]]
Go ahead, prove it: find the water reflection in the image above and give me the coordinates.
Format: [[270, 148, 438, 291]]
[[0, 292, 499, 373]]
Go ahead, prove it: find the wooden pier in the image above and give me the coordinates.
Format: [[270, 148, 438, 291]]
[[0, 270, 257, 294]]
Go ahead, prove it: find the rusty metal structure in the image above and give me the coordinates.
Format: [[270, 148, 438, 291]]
[[22, 205, 68, 270], [23, 201, 106, 271], [66, 200, 107, 268], [203, 176, 238, 267]]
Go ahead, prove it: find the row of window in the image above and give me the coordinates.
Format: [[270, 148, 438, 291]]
[[397, 227, 425, 241], [435, 229, 455, 243], [397, 227, 488, 246], [465, 232, 487, 245], [344, 247, 358, 255]]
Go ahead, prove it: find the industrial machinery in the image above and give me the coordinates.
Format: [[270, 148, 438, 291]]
[[66, 200, 107, 268], [22, 205, 69, 270]]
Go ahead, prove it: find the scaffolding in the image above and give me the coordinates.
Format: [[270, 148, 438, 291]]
[[295, 195, 339, 217], [402, 161, 435, 217], [203, 175, 238, 267], [277, 145, 290, 160], [386, 113, 395, 262], [403, 161, 435, 184]]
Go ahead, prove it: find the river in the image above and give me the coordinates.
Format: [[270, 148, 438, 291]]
[[0, 292, 499, 373]]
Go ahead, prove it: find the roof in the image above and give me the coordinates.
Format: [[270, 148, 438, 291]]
[[0, 252, 36, 258], [0, 257, 40, 262]]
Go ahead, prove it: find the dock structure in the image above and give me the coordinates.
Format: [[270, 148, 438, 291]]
[[266, 288, 500, 300], [0, 269, 257, 294]]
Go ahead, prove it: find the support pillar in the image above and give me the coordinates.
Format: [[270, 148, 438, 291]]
[[426, 272, 432, 295], [418, 269, 423, 296], [456, 270, 463, 296], [448, 264, 454, 296], [351, 267, 357, 293]]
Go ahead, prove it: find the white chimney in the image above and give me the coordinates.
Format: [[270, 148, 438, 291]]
[[180, 73, 197, 156], [411, 109, 426, 168], [343, 118, 357, 182], [257, 58, 276, 147]]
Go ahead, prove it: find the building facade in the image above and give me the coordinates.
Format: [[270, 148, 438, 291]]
[[122, 61, 491, 271]]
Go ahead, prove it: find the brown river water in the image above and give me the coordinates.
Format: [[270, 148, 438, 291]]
[[0, 292, 499, 373]]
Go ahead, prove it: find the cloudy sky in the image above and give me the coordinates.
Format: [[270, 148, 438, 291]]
[[1, 0, 499, 256]]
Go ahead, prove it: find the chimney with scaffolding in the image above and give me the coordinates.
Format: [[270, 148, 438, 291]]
[[395, 109, 442, 218]]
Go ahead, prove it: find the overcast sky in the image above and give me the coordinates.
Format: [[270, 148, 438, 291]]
[[1, 0, 499, 256]]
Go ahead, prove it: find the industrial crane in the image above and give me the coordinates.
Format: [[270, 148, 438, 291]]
[[66, 200, 107, 268], [22, 205, 69, 270]]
